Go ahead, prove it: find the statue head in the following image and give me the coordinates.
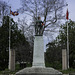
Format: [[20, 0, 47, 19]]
[[37, 16, 41, 20]]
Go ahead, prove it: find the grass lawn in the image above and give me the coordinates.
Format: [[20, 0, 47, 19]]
[[60, 68, 75, 74]]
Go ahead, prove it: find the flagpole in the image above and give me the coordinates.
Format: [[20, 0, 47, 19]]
[[9, 6, 11, 70], [67, 20, 69, 69], [66, 7, 69, 69], [8, 7, 19, 70]]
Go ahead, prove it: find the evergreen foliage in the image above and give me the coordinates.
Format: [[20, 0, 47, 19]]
[[45, 20, 75, 69], [0, 16, 32, 70]]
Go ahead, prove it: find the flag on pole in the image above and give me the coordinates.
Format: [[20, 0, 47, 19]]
[[10, 10, 19, 16], [66, 9, 69, 20]]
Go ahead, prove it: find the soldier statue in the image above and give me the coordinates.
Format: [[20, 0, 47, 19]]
[[35, 17, 44, 36]]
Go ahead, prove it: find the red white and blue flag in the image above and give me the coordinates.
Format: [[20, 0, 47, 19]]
[[10, 10, 19, 16]]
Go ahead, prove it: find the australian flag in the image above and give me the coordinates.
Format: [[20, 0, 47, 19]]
[[10, 10, 19, 16]]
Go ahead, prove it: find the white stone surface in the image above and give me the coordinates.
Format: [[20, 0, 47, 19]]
[[16, 67, 62, 75], [9, 49, 15, 71], [62, 49, 67, 70], [32, 36, 45, 67]]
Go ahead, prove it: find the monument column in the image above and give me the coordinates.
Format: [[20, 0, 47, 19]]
[[32, 36, 45, 67]]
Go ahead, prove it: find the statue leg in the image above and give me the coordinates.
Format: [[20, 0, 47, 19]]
[[39, 26, 43, 35], [35, 26, 37, 35], [35, 25, 38, 35], [41, 27, 43, 35], [36, 26, 38, 35]]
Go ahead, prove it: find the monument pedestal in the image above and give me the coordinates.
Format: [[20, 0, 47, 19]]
[[32, 36, 45, 68], [16, 67, 62, 75], [16, 36, 62, 75]]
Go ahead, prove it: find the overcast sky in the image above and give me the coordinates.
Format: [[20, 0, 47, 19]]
[[2, 0, 75, 51], [3, 0, 75, 21], [66, 0, 75, 21]]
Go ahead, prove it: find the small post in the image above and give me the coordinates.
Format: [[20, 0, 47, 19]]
[[9, 49, 15, 71], [62, 49, 67, 70]]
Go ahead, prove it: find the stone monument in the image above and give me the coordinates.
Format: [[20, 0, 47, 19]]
[[16, 17, 62, 75], [33, 17, 45, 68]]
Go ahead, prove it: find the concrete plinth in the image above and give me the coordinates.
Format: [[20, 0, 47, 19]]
[[62, 49, 67, 70], [16, 67, 62, 75], [32, 36, 45, 67], [9, 49, 15, 71]]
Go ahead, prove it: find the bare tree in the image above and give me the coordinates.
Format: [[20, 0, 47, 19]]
[[19, 0, 66, 33], [18, 17, 34, 47], [0, 0, 9, 16], [0, 0, 10, 25]]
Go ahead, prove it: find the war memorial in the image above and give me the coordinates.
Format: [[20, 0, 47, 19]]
[[16, 17, 62, 75]]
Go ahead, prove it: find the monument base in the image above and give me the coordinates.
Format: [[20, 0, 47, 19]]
[[32, 36, 45, 67], [16, 67, 62, 75]]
